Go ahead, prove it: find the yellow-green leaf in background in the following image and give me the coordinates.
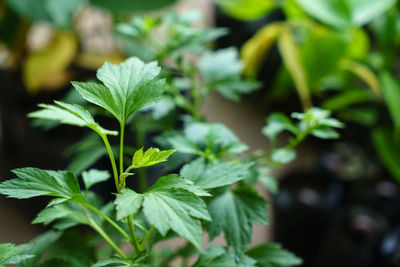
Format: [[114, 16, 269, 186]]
[[340, 59, 381, 96], [300, 25, 348, 87], [277, 26, 312, 110], [241, 22, 282, 78], [216, 0, 276, 21], [346, 28, 369, 59], [23, 31, 77, 93]]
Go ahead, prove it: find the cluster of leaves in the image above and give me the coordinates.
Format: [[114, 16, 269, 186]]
[[218, 0, 400, 183], [0, 7, 345, 267]]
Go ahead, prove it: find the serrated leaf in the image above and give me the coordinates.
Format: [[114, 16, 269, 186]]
[[115, 189, 144, 220], [167, 135, 202, 155], [73, 57, 165, 124], [0, 243, 35, 265], [131, 147, 175, 168], [246, 243, 302, 267], [292, 108, 344, 134], [198, 48, 243, 85], [32, 202, 89, 230], [82, 169, 111, 190], [198, 47, 260, 101], [271, 148, 297, 164], [194, 245, 257, 267], [207, 187, 269, 253], [262, 113, 298, 142], [174, 122, 248, 156], [32, 204, 74, 226], [17, 230, 62, 267], [92, 256, 130, 267], [0, 168, 82, 201], [115, 175, 211, 249], [180, 158, 252, 189], [311, 126, 339, 139], [28, 101, 118, 136]]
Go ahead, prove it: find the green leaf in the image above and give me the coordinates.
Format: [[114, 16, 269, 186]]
[[292, 108, 344, 134], [258, 167, 279, 194], [167, 135, 202, 155], [207, 187, 269, 253], [0, 244, 35, 265], [74, 57, 165, 124], [295, 0, 396, 29], [321, 89, 372, 112], [18, 230, 62, 267], [82, 169, 110, 190], [198, 48, 260, 101], [180, 157, 253, 189], [90, 0, 177, 13], [381, 72, 400, 133], [92, 256, 130, 267], [372, 127, 400, 182], [5, 0, 84, 28], [115, 175, 211, 249], [115, 189, 144, 220], [194, 246, 257, 267], [271, 148, 297, 164], [216, 0, 276, 21], [144, 174, 210, 197], [246, 243, 302, 267], [131, 147, 175, 168], [65, 134, 108, 175], [0, 168, 82, 201], [32, 202, 89, 230], [28, 101, 118, 136], [311, 126, 340, 139], [262, 113, 297, 142], [278, 27, 312, 109], [176, 122, 248, 155]]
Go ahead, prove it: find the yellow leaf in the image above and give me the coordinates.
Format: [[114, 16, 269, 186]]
[[23, 31, 77, 93], [277, 26, 312, 110], [340, 59, 381, 96], [241, 22, 282, 78]]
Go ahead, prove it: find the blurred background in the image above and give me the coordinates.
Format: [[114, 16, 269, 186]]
[[1, 0, 400, 266]]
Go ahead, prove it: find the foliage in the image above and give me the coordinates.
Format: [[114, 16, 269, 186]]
[[219, 0, 400, 184], [0, 6, 345, 267]]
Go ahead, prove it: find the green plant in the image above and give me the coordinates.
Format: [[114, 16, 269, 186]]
[[0, 9, 345, 267]]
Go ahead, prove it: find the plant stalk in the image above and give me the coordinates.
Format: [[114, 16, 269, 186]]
[[128, 215, 140, 254], [101, 135, 120, 193], [84, 202, 130, 241], [88, 216, 127, 260]]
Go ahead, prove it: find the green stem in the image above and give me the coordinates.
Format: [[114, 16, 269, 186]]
[[101, 135, 120, 193], [140, 226, 154, 250], [119, 123, 125, 177], [136, 125, 147, 192], [88, 216, 127, 260], [128, 215, 140, 254], [84, 202, 130, 241]]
